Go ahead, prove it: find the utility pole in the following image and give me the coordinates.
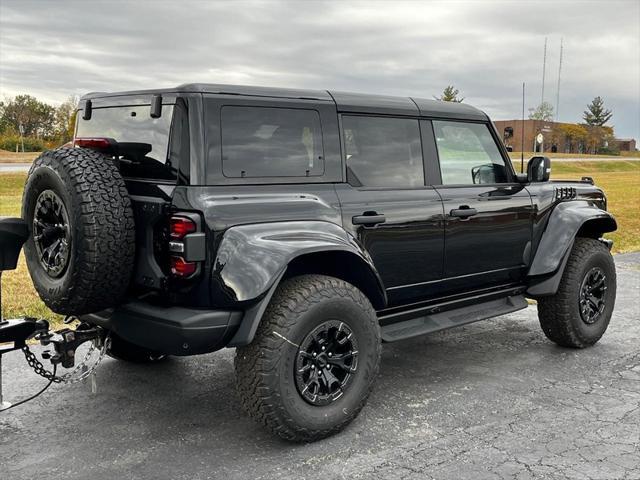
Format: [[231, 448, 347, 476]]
[[541, 37, 547, 106], [555, 37, 563, 121], [521, 82, 525, 173]]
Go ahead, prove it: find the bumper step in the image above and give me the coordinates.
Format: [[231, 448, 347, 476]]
[[380, 295, 527, 342]]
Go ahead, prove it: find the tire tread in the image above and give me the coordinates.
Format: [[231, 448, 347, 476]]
[[234, 274, 381, 442]]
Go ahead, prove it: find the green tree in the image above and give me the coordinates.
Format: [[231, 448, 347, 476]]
[[0, 100, 9, 134], [559, 124, 588, 153], [583, 96, 612, 126], [55, 95, 79, 142], [435, 85, 464, 102], [584, 124, 615, 154], [528, 101, 554, 121], [0, 94, 55, 138]]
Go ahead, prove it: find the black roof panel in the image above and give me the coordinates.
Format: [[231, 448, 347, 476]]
[[177, 83, 334, 101], [81, 83, 487, 120], [328, 91, 419, 116], [410, 97, 487, 120]]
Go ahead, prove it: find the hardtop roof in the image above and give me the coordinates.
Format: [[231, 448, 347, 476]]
[[81, 83, 487, 120]]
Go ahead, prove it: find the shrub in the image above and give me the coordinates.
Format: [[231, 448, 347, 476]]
[[0, 134, 46, 152]]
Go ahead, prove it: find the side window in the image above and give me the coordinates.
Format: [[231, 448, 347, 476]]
[[433, 121, 509, 185], [342, 116, 424, 188], [221, 106, 324, 178]]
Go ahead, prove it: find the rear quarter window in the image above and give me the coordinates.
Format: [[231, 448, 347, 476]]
[[220, 106, 324, 178]]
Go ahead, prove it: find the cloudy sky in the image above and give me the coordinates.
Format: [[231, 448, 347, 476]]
[[1, 0, 638, 139]]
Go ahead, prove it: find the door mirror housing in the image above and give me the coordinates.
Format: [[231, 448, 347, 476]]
[[527, 156, 551, 182]]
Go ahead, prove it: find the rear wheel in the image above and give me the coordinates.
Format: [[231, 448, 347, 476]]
[[234, 275, 381, 442], [537, 238, 616, 348]]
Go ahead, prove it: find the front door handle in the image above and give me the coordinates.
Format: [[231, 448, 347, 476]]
[[450, 206, 478, 218], [352, 213, 386, 226]]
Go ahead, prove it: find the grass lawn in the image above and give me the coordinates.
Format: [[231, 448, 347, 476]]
[[0, 160, 638, 328], [1, 173, 64, 327], [509, 151, 640, 160]]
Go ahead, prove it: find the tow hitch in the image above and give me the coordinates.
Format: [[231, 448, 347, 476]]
[[0, 217, 109, 411], [0, 317, 109, 410]]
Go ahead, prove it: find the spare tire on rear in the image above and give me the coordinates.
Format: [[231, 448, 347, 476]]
[[22, 147, 135, 315]]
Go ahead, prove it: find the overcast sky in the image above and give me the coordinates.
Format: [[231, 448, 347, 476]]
[[1, 0, 638, 139]]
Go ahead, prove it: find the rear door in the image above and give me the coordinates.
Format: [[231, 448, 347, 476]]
[[429, 120, 533, 293], [335, 115, 444, 308]]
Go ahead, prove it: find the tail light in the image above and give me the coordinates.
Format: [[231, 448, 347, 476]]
[[74, 137, 114, 150], [170, 256, 197, 277], [168, 214, 205, 279], [170, 216, 197, 239]]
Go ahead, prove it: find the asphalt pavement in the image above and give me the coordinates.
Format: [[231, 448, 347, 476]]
[[1, 252, 639, 480]]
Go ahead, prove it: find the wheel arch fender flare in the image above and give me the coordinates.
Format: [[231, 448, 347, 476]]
[[213, 221, 386, 346], [526, 201, 616, 296]]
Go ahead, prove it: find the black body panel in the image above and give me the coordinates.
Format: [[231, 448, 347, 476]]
[[335, 184, 445, 307], [74, 84, 616, 356], [83, 303, 242, 356], [434, 184, 533, 292]]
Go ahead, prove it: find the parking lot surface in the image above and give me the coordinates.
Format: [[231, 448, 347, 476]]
[[1, 252, 639, 480]]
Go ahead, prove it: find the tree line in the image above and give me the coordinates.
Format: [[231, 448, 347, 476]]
[[0, 95, 78, 151]]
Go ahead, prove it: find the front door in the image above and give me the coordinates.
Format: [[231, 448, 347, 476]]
[[336, 115, 444, 308], [430, 120, 533, 293]]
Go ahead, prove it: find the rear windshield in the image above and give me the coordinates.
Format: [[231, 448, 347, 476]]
[[76, 104, 176, 180]]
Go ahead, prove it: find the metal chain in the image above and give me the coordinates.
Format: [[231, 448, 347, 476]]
[[22, 346, 64, 383], [21, 334, 111, 385]]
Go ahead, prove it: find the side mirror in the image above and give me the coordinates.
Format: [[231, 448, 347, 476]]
[[527, 156, 551, 182], [505, 146, 513, 152]]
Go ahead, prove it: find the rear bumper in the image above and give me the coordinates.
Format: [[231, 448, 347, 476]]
[[81, 302, 243, 356]]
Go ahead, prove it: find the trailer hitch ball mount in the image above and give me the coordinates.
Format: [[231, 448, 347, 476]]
[[0, 317, 104, 369]]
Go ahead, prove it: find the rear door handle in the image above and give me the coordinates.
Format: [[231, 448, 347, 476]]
[[450, 206, 478, 218], [352, 213, 386, 226]]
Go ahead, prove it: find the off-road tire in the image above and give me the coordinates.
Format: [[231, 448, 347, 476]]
[[234, 274, 381, 442], [107, 333, 168, 363], [22, 147, 135, 315], [537, 238, 616, 348]]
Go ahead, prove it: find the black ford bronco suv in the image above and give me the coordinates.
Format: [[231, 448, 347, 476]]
[[19, 84, 617, 441]]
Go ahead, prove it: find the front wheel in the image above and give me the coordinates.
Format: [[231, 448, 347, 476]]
[[234, 275, 381, 442], [537, 238, 616, 348]]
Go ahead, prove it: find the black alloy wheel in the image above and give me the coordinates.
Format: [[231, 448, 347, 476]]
[[295, 320, 359, 406], [579, 267, 607, 324], [32, 189, 71, 278]]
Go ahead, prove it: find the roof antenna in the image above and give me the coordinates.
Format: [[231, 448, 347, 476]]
[[521, 82, 525, 173]]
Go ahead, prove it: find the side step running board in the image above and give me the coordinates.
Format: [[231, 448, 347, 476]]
[[380, 295, 528, 342]]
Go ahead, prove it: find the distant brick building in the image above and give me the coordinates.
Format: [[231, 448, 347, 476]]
[[493, 119, 637, 154], [613, 138, 637, 152]]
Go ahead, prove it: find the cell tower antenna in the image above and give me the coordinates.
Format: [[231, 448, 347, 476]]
[[541, 37, 547, 105], [556, 37, 563, 121]]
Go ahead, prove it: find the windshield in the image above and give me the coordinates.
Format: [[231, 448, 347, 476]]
[[76, 104, 176, 180]]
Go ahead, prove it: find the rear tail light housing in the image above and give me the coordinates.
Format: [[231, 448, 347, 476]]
[[167, 213, 205, 279], [170, 256, 198, 277], [74, 137, 115, 151], [170, 216, 197, 240]]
